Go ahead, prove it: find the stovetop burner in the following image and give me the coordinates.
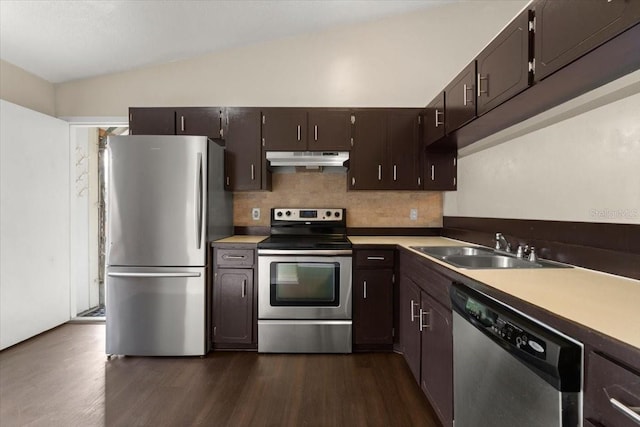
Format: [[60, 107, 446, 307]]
[[258, 208, 351, 250]]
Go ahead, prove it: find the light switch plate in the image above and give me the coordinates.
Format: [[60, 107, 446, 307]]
[[252, 208, 260, 220], [410, 208, 418, 221]]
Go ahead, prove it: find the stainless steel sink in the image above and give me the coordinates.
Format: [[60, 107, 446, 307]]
[[410, 246, 495, 258], [410, 246, 570, 269]]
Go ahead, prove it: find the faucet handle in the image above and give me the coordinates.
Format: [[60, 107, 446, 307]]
[[516, 244, 528, 258], [528, 247, 537, 262]]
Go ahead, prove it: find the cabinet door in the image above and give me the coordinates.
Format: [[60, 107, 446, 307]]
[[424, 150, 457, 191], [388, 109, 422, 190], [423, 93, 446, 147], [353, 269, 394, 346], [476, 9, 532, 116], [399, 275, 421, 384], [223, 108, 263, 191], [307, 109, 352, 151], [261, 108, 307, 151], [213, 269, 253, 344], [534, 0, 640, 82], [175, 107, 221, 139], [444, 61, 477, 134], [420, 291, 453, 427], [348, 110, 387, 190], [129, 108, 175, 135]]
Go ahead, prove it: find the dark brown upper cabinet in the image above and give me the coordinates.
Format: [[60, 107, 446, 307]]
[[424, 149, 456, 191], [444, 61, 477, 135], [349, 109, 422, 191], [260, 108, 307, 151], [223, 108, 270, 191], [533, 0, 640, 82], [476, 9, 533, 116], [129, 107, 175, 135], [175, 107, 222, 139], [261, 108, 352, 151], [307, 109, 353, 151], [349, 110, 387, 190], [423, 93, 445, 147], [129, 107, 222, 140]]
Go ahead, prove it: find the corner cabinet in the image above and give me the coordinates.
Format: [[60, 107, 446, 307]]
[[353, 249, 395, 351], [424, 150, 457, 191], [223, 108, 271, 191], [349, 109, 423, 191], [212, 246, 257, 350]]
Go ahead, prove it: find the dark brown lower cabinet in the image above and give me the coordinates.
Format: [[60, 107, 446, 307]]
[[353, 269, 394, 348], [420, 290, 453, 427], [213, 268, 254, 345]]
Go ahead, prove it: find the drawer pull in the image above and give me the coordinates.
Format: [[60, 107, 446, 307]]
[[610, 398, 640, 425], [223, 255, 246, 260], [367, 256, 385, 261]]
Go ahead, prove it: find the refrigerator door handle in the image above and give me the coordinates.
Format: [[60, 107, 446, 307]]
[[196, 152, 203, 250], [108, 272, 202, 278]]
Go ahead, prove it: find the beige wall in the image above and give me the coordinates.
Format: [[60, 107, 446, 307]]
[[234, 171, 442, 228], [0, 60, 56, 116], [54, 1, 527, 117]]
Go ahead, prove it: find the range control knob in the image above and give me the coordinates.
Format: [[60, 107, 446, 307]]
[[334, 211, 340, 217], [326, 211, 332, 218], [285, 210, 292, 216], [276, 211, 283, 217]]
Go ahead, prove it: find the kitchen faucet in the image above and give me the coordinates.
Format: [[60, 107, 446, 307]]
[[495, 233, 511, 252]]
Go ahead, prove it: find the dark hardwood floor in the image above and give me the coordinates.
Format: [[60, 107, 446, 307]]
[[0, 324, 440, 427]]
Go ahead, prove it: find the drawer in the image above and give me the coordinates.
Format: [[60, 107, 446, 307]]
[[215, 248, 255, 267], [586, 351, 640, 427], [355, 250, 395, 268]]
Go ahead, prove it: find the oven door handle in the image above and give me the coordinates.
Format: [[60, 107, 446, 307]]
[[258, 249, 353, 256]]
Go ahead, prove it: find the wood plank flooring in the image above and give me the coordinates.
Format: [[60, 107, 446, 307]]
[[0, 324, 440, 427]]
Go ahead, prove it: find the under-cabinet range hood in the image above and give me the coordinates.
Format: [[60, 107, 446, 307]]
[[266, 151, 349, 168]]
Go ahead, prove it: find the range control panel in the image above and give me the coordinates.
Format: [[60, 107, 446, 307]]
[[273, 208, 344, 221]]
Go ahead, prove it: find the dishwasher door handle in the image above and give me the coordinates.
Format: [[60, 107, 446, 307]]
[[610, 398, 640, 425]]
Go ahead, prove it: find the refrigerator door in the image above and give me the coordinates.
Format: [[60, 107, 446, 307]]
[[106, 266, 206, 356], [106, 135, 208, 267]]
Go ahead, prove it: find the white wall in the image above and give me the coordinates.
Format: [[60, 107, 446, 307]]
[[0, 100, 70, 350], [444, 87, 640, 225], [0, 59, 56, 116], [54, 1, 527, 117]]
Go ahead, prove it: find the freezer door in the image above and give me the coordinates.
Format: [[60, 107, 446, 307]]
[[106, 266, 206, 356], [106, 135, 207, 267]]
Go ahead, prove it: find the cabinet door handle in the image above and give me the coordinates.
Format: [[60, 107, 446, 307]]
[[351, 177, 356, 187], [431, 165, 435, 181], [378, 164, 382, 181], [251, 164, 255, 180], [463, 84, 474, 106], [393, 164, 397, 181], [226, 176, 230, 186], [477, 74, 488, 96], [610, 398, 640, 424], [223, 255, 246, 260], [367, 256, 385, 261], [314, 125, 318, 141], [410, 300, 419, 322], [241, 279, 247, 298], [297, 125, 301, 141], [363, 281, 367, 299], [435, 109, 443, 127], [180, 115, 185, 132], [419, 309, 432, 332]]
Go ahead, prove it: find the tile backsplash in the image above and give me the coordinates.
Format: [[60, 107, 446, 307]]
[[233, 171, 443, 228]]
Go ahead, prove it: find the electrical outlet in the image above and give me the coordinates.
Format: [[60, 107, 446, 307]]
[[410, 208, 418, 221], [252, 208, 260, 221]]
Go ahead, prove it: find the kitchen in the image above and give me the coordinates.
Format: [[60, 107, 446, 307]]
[[1, 1, 639, 426]]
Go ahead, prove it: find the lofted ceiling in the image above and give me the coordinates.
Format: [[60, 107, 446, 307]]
[[0, 0, 456, 84]]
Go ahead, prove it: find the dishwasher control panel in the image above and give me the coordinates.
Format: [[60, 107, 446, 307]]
[[456, 289, 547, 360]]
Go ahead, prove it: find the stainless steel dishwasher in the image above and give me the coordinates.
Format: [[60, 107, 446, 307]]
[[451, 283, 583, 427]]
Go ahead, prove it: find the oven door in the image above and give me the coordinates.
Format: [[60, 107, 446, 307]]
[[258, 250, 352, 320]]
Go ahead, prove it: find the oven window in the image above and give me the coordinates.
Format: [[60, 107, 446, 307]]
[[270, 262, 339, 306]]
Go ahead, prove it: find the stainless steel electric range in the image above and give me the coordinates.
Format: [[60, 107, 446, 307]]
[[257, 208, 352, 353]]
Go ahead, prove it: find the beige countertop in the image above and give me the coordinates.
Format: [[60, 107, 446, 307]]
[[351, 235, 640, 351], [212, 235, 267, 244]]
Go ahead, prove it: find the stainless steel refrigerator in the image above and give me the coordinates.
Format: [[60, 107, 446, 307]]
[[105, 135, 232, 356]]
